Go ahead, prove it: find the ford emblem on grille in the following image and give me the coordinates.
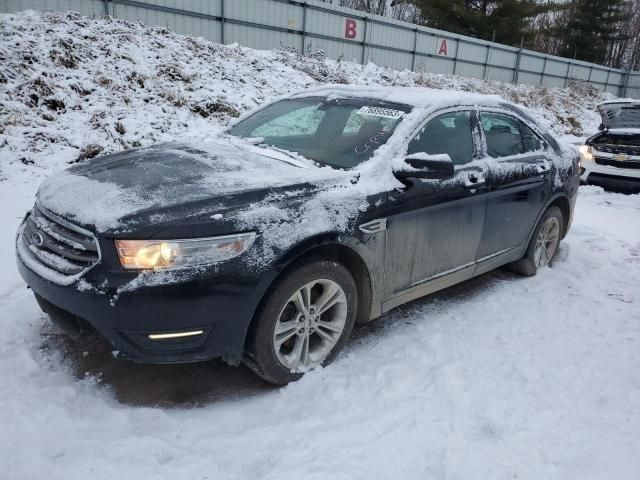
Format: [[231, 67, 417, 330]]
[[615, 153, 630, 161], [31, 231, 44, 247]]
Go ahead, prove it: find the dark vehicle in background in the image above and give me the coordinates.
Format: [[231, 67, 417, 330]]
[[580, 100, 640, 192], [16, 87, 580, 385]]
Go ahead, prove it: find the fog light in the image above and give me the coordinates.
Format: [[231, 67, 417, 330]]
[[147, 330, 204, 340]]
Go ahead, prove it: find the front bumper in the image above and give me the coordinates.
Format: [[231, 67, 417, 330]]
[[581, 158, 640, 192], [16, 228, 270, 364]]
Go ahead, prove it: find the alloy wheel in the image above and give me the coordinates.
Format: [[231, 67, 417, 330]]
[[272, 278, 348, 371], [534, 216, 560, 268]]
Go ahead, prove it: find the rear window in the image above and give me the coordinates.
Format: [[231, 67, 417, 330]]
[[480, 112, 544, 158], [481, 113, 524, 158]]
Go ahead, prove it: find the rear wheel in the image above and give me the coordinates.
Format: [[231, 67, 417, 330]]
[[244, 259, 357, 385], [508, 206, 563, 277]]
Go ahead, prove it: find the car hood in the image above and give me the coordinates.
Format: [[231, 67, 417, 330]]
[[36, 137, 351, 235], [597, 102, 640, 131]]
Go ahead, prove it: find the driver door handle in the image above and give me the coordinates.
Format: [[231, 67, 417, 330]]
[[535, 159, 551, 175], [465, 172, 486, 191]]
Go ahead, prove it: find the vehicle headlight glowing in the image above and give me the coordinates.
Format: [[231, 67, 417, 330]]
[[578, 145, 593, 161], [115, 233, 256, 270]]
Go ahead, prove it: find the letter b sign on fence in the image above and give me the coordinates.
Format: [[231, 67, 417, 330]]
[[344, 18, 357, 39]]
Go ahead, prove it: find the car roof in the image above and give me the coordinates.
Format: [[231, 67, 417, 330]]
[[597, 99, 640, 107], [288, 84, 513, 111]]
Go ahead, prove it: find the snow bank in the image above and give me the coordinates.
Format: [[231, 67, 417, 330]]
[[0, 10, 612, 181], [1, 183, 640, 480]]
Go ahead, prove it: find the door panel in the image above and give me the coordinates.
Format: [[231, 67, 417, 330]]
[[477, 111, 550, 261], [382, 109, 489, 300], [383, 109, 488, 299], [385, 159, 487, 296], [478, 159, 548, 258], [383, 173, 486, 296]]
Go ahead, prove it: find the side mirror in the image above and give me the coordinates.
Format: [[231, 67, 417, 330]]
[[598, 123, 605, 131], [394, 153, 455, 180]]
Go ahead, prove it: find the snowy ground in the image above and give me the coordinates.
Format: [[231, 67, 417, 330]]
[[1, 9, 640, 480], [1, 182, 639, 480]]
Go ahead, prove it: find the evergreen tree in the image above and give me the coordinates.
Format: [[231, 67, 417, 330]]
[[560, 0, 629, 64], [393, 0, 558, 47]]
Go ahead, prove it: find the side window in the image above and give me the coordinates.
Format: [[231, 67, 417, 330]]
[[480, 112, 524, 158], [407, 111, 474, 165], [252, 105, 325, 137], [520, 121, 543, 153]]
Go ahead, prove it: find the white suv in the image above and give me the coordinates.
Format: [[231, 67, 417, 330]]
[[580, 100, 640, 192]]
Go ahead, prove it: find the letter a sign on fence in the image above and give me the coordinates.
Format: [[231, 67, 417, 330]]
[[344, 18, 357, 39], [436, 38, 449, 56]]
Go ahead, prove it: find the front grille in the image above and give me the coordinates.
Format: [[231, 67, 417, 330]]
[[20, 204, 100, 279], [594, 157, 640, 170], [593, 144, 640, 156]]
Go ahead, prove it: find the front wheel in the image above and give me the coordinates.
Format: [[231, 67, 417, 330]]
[[244, 259, 357, 385], [508, 206, 563, 277]]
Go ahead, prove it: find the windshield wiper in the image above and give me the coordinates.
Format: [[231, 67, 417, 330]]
[[254, 144, 314, 168]]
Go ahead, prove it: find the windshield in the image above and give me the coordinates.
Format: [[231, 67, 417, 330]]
[[598, 102, 640, 129], [228, 96, 411, 168]]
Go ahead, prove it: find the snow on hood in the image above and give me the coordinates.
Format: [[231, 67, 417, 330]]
[[36, 135, 350, 232]]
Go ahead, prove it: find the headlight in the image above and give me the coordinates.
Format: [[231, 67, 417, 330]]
[[115, 233, 256, 270], [578, 145, 593, 161]]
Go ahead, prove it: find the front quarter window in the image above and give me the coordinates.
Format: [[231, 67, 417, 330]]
[[229, 97, 411, 169]]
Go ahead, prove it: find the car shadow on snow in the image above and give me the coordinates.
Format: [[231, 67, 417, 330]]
[[349, 267, 522, 343], [37, 263, 543, 408], [39, 328, 276, 407]]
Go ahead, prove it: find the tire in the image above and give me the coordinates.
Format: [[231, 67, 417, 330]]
[[244, 259, 358, 385], [508, 206, 564, 277]]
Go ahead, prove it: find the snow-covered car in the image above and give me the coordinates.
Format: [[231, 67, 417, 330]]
[[16, 86, 580, 384], [580, 100, 640, 191]]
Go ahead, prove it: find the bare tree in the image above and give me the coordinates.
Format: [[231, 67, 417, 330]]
[[608, 0, 640, 69], [317, 0, 421, 22]]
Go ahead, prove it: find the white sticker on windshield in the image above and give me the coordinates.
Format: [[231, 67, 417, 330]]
[[356, 106, 405, 119]]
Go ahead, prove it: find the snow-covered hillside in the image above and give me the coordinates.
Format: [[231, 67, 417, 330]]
[[0, 10, 611, 181], [1, 10, 639, 480]]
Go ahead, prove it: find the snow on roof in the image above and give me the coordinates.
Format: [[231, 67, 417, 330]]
[[598, 99, 640, 106], [289, 84, 508, 110]]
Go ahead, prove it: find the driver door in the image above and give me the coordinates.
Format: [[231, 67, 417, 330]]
[[382, 109, 488, 311]]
